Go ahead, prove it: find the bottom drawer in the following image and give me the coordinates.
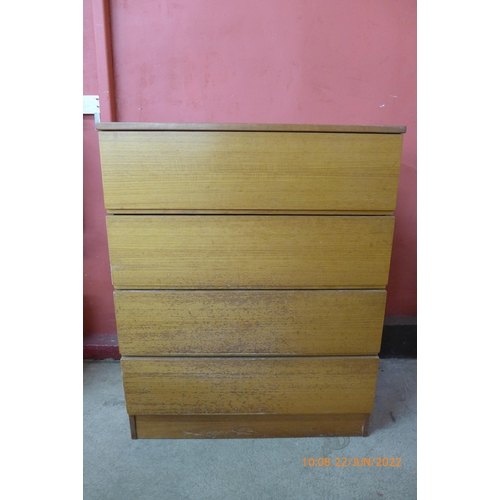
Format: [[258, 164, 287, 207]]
[[121, 356, 379, 416]]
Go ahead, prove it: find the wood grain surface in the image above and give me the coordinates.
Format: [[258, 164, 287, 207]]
[[98, 123, 403, 439], [99, 131, 402, 212], [96, 122, 406, 133], [121, 356, 379, 415], [133, 414, 370, 438], [106, 215, 394, 289], [114, 290, 386, 355]]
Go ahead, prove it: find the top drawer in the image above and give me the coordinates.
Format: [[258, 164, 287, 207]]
[[97, 124, 404, 214]]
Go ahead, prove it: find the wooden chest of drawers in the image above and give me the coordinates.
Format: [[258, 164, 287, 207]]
[[96, 122, 405, 439]]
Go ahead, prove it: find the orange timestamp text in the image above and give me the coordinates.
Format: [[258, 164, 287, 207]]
[[303, 457, 402, 467]]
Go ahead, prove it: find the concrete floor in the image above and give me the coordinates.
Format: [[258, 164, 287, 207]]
[[84, 359, 416, 500]]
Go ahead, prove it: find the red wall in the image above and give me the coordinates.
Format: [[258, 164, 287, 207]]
[[84, 0, 116, 346], [84, 0, 416, 354]]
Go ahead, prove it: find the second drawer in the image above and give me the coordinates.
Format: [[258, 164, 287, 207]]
[[115, 290, 386, 356], [106, 215, 394, 289]]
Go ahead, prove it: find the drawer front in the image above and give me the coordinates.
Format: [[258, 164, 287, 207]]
[[115, 290, 386, 356], [121, 356, 379, 415], [99, 131, 402, 213], [106, 215, 394, 289]]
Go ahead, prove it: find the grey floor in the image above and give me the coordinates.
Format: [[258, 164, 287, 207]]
[[84, 359, 416, 500]]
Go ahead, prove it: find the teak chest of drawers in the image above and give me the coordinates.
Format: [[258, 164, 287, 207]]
[[96, 122, 405, 439]]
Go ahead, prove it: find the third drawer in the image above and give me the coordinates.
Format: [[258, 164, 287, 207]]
[[115, 290, 386, 356]]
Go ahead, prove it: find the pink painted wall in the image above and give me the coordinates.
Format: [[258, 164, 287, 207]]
[[83, 0, 416, 345], [84, 0, 116, 337]]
